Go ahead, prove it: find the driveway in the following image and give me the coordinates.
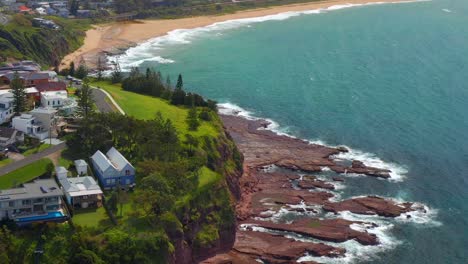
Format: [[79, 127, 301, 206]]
[[0, 143, 66, 176]]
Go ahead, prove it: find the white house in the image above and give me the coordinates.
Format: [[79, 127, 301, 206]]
[[55, 166, 69, 179], [74, 160, 88, 176], [12, 108, 57, 140], [41, 90, 68, 108], [12, 114, 48, 140], [0, 91, 14, 124], [90, 147, 135, 189], [57, 175, 103, 209]]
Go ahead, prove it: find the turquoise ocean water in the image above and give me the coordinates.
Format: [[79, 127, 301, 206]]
[[113, 0, 468, 262]]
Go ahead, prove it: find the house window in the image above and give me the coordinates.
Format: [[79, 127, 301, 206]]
[[82, 195, 88, 199], [125, 170, 130, 176], [57, 100, 60, 105], [22, 200, 31, 205], [8, 201, 15, 207], [126, 179, 131, 184], [48, 101, 50, 105], [53, 100, 55, 105]]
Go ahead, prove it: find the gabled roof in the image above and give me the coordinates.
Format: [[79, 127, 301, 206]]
[[91, 150, 112, 172], [55, 166, 68, 174], [106, 147, 134, 171], [74, 159, 88, 167], [36, 82, 66, 92]]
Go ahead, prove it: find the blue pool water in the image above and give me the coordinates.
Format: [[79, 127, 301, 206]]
[[16, 211, 65, 223]]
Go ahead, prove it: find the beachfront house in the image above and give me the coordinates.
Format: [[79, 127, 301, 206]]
[[0, 179, 68, 225], [90, 147, 135, 189], [74, 160, 88, 176], [56, 171, 103, 209]]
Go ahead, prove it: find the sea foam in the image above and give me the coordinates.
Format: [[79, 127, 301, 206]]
[[218, 102, 407, 182], [110, 0, 429, 71]]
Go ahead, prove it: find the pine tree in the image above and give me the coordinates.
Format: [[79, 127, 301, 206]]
[[187, 106, 200, 131], [10, 72, 26, 115], [165, 75, 172, 89], [96, 56, 104, 80], [69, 61, 75, 76], [70, 0, 79, 16], [75, 63, 88, 79], [176, 74, 183, 90], [111, 61, 122, 84], [76, 78, 95, 119]]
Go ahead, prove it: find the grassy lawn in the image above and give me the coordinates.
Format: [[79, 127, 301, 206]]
[[23, 144, 52, 156], [0, 158, 53, 189], [73, 206, 111, 228], [91, 81, 218, 138], [0, 158, 13, 168]]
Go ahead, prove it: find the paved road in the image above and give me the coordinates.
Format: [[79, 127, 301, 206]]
[[92, 88, 116, 113], [0, 143, 66, 176]]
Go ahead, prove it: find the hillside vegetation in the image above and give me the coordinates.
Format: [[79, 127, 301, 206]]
[[0, 14, 89, 67]]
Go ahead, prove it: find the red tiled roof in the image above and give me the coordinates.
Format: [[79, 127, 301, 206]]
[[19, 5, 31, 11], [36, 82, 67, 92]]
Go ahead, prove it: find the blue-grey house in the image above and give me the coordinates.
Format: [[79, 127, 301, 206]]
[[90, 147, 135, 190]]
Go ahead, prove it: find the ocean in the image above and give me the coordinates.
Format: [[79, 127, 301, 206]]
[[112, 0, 468, 262]]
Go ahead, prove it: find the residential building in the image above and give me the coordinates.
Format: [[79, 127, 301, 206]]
[[91, 147, 135, 189], [57, 173, 103, 209], [0, 179, 68, 225], [0, 91, 14, 124], [12, 108, 57, 140], [74, 160, 88, 176], [41, 90, 68, 108], [0, 72, 50, 87], [0, 127, 23, 147]]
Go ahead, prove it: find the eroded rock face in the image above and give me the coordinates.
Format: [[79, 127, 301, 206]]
[[201, 113, 421, 263], [201, 231, 344, 264], [323, 196, 413, 217]]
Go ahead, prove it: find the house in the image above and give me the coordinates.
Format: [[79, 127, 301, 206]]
[[0, 91, 14, 124], [0, 72, 50, 87], [57, 172, 103, 209], [12, 108, 57, 140], [74, 159, 88, 176], [18, 5, 32, 13], [91, 147, 135, 189], [12, 114, 48, 140], [41, 90, 68, 108], [0, 127, 23, 147], [0, 179, 68, 225], [57, 8, 69, 17], [35, 6, 46, 15], [36, 81, 67, 93], [76, 10, 92, 18]]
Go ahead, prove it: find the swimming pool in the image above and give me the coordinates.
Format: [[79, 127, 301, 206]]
[[16, 211, 65, 223]]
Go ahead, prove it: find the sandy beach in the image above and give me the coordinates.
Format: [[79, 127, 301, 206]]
[[60, 0, 407, 70]]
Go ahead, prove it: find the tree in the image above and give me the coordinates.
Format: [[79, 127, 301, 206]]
[[184, 134, 199, 155], [76, 78, 95, 119], [176, 74, 183, 90], [96, 57, 104, 80], [107, 191, 118, 214], [111, 61, 122, 84], [10, 72, 26, 115], [75, 63, 88, 79], [187, 107, 200, 131], [69, 61, 75, 76], [165, 75, 171, 89]]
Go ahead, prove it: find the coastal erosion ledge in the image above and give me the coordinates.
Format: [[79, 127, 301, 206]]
[[201, 112, 427, 263]]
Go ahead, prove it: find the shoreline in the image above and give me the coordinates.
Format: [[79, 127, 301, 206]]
[[60, 0, 411, 70]]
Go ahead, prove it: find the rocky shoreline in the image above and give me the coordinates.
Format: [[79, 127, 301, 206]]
[[202, 113, 427, 263]]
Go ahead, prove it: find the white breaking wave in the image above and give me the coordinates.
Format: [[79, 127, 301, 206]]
[[110, 0, 429, 70], [332, 149, 408, 182], [218, 102, 408, 182], [442, 8, 452, 13]]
